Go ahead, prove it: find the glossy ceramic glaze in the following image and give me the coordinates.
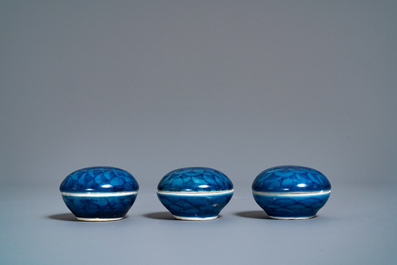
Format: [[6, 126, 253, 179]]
[[60, 167, 139, 221], [252, 165, 331, 219], [157, 167, 234, 220]]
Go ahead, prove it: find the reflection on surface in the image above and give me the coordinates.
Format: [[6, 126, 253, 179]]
[[234, 210, 272, 219], [144, 211, 178, 220], [47, 213, 78, 221]]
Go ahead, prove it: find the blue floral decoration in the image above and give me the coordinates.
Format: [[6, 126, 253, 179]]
[[252, 165, 331, 193], [158, 167, 233, 192], [60, 167, 139, 193], [157, 193, 233, 219], [253, 193, 330, 218], [62, 194, 138, 219]]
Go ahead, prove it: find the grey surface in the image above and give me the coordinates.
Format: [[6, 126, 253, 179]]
[[1, 1, 396, 264], [1, 184, 396, 264]]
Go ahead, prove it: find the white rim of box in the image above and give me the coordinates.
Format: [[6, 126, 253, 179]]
[[157, 189, 234, 196], [252, 190, 331, 196], [61, 191, 138, 197]]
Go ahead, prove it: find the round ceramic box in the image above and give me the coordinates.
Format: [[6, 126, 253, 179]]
[[157, 167, 234, 221], [59, 167, 139, 221], [252, 166, 331, 219]]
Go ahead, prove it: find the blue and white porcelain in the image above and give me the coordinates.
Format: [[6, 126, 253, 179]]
[[252, 166, 331, 220], [157, 167, 234, 221], [60, 167, 139, 221]]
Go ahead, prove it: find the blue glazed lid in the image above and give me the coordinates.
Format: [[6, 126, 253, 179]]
[[252, 165, 331, 193], [60, 167, 139, 193], [158, 167, 233, 192]]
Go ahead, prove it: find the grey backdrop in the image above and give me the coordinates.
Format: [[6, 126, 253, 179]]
[[1, 1, 396, 264]]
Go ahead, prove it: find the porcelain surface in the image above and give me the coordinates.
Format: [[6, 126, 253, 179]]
[[60, 166, 139, 193], [158, 167, 233, 192], [157, 167, 234, 220], [252, 166, 331, 219], [252, 165, 331, 193], [60, 167, 139, 221]]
